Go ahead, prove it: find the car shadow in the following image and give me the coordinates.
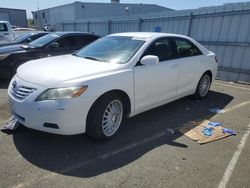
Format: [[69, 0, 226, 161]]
[[12, 91, 233, 178], [0, 79, 10, 89]]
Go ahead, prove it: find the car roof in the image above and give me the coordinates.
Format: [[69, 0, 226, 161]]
[[24, 32, 50, 35], [0, 21, 10, 24], [30, 32, 50, 35], [109, 32, 190, 40], [109, 32, 209, 55], [51, 32, 99, 37]]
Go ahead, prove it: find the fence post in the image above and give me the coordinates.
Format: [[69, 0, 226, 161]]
[[187, 12, 193, 36], [62, 23, 65, 31], [87, 21, 90, 33], [108, 20, 112, 34], [73, 22, 76, 31], [138, 17, 142, 32]]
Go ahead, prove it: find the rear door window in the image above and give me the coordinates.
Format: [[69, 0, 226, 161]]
[[75, 35, 99, 49], [55, 35, 77, 50], [174, 38, 202, 58], [55, 35, 98, 51]]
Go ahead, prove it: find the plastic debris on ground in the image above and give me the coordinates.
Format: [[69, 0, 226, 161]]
[[1, 116, 19, 134], [222, 128, 237, 135], [202, 127, 213, 136], [209, 108, 225, 114], [207, 121, 223, 127], [166, 128, 176, 134], [179, 120, 236, 144]]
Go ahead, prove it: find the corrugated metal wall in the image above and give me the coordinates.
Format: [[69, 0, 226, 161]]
[[56, 2, 250, 83], [0, 8, 27, 27]]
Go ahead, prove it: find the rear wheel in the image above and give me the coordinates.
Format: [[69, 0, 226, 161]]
[[193, 73, 211, 99], [86, 93, 124, 140]]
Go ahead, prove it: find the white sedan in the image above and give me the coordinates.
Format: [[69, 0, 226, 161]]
[[8, 32, 217, 140]]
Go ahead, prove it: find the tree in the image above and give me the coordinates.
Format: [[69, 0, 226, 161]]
[[27, 18, 34, 28]]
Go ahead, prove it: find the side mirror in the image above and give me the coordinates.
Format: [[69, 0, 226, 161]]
[[140, 55, 159, 66], [49, 42, 59, 49]]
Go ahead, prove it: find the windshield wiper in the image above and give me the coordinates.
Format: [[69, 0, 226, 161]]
[[83, 56, 102, 62]]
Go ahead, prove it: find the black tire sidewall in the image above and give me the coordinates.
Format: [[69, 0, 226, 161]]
[[194, 74, 211, 99], [86, 93, 124, 140]]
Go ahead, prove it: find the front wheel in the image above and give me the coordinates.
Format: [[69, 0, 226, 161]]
[[193, 73, 211, 99], [86, 93, 124, 140]]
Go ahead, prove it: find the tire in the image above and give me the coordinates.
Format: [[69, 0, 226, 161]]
[[86, 93, 124, 141], [193, 73, 211, 99]]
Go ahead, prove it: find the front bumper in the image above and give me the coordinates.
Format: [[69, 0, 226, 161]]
[[8, 76, 95, 135]]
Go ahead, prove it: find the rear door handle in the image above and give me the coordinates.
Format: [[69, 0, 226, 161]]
[[4, 33, 9, 35]]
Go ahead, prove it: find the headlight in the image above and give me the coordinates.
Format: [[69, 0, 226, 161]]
[[36, 86, 88, 101], [0, 54, 10, 61]]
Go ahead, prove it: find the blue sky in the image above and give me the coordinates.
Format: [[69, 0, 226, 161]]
[[0, 0, 247, 18]]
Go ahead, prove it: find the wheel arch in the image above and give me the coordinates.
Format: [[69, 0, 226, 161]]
[[87, 89, 132, 120], [11, 58, 31, 67], [203, 70, 212, 80], [10, 58, 32, 78]]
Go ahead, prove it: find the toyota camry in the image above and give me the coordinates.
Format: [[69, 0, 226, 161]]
[[8, 32, 217, 140]]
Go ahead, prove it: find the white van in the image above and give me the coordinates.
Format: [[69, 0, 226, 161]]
[[0, 21, 15, 42]]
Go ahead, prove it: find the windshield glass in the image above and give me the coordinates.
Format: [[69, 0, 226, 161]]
[[0, 23, 8, 31], [29, 34, 59, 47], [14, 33, 31, 43], [75, 36, 145, 64]]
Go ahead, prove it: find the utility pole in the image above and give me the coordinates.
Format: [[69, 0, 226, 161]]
[[36, 0, 40, 10]]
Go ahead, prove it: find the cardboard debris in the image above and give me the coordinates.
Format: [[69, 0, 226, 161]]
[[179, 120, 231, 144]]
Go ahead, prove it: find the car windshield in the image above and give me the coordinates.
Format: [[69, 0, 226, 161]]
[[14, 33, 32, 43], [29, 34, 60, 47], [75, 36, 145, 64], [0, 23, 8, 32]]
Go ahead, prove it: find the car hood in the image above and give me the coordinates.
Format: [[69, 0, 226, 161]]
[[17, 54, 122, 87], [0, 42, 15, 47], [0, 44, 27, 53]]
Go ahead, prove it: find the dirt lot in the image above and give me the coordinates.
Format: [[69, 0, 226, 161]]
[[0, 79, 249, 188]]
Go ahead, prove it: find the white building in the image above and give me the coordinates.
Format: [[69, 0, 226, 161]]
[[32, 1, 173, 29]]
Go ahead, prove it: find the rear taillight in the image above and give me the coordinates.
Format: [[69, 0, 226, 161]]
[[215, 56, 218, 63]]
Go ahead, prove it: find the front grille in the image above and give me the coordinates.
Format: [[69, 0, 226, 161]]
[[10, 85, 37, 100]]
